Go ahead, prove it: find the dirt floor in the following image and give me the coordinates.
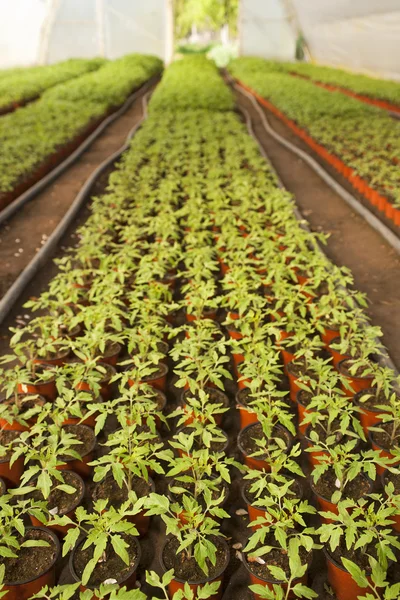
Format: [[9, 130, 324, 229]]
[[232, 85, 400, 370], [0, 84, 154, 301]]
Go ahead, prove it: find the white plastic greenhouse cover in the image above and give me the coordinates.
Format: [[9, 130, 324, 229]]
[[0, 0, 172, 67], [240, 0, 400, 80]]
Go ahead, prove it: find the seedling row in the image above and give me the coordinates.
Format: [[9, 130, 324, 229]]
[[0, 58, 398, 600]]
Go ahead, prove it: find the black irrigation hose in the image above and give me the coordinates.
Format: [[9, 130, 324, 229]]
[[0, 92, 151, 325], [0, 75, 159, 228], [233, 80, 400, 256], [237, 102, 399, 376]]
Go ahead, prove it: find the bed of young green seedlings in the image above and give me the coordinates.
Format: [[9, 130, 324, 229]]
[[149, 56, 234, 112], [231, 57, 400, 107], [0, 53, 162, 197], [228, 58, 400, 208], [0, 58, 398, 600], [0, 58, 105, 112]]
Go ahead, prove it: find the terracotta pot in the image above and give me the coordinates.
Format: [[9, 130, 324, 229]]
[[242, 549, 309, 600], [338, 360, 374, 398], [70, 534, 141, 593], [29, 471, 85, 537], [2, 527, 60, 600], [159, 536, 229, 600], [369, 428, 399, 476], [17, 377, 57, 401], [325, 549, 369, 600], [237, 423, 293, 471], [57, 425, 96, 479], [353, 388, 389, 436], [236, 389, 258, 430]]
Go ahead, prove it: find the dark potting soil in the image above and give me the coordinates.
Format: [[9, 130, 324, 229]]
[[163, 536, 227, 582], [339, 360, 373, 379], [313, 468, 370, 502], [142, 362, 168, 382], [34, 471, 83, 514], [297, 390, 313, 407], [240, 423, 288, 459], [306, 421, 346, 444], [94, 476, 151, 507], [98, 341, 121, 359], [372, 422, 398, 451], [0, 429, 20, 460], [384, 470, 400, 494], [1, 529, 57, 584], [329, 541, 377, 574], [245, 537, 310, 580], [355, 387, 391, 410], [73, 534, 138, 587], [243, 478, 301, 507], [1, 393, 44, 416], [62, 424, 95, 459]]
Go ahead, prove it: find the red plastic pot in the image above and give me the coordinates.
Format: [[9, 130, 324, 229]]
[[338, 360, 374, 398], [320, 326, 340, 347], [369, 428, 399, 476], [237, 423, 293, 471], [286, 361, 303, 403], [97, 342, 122, 367], [0, 394, 46, 432], [29, 471, 85, 537], [327, 337, 350, 370], [2, 527, 60, 600], [236, 389, 258, 430], [33, 347, 70, 368], [296, 391, 313, 435], [181, 387, 228, 427], [75, 362, 116, 401], [129, 363, 168, 393], [160, 537, 229, 600], [70, 534, 141, 594], [57, 425, 96, 479], [353, 388, 389, 436], [311, 474, 372, 524], [325, 549, 369, 600], [17, 378, 57, 401], [0, 454, 24, 487], [243, 550, 309, 600]]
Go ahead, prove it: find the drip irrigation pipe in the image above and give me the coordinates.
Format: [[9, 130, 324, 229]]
[[0, 75, 158, 228], [233, 80, 400, 256], [0, 92, 151, 325], [237, 102, 399, 376]]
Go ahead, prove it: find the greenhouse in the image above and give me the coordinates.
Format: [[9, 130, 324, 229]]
[[0, 1, 399, 600]]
